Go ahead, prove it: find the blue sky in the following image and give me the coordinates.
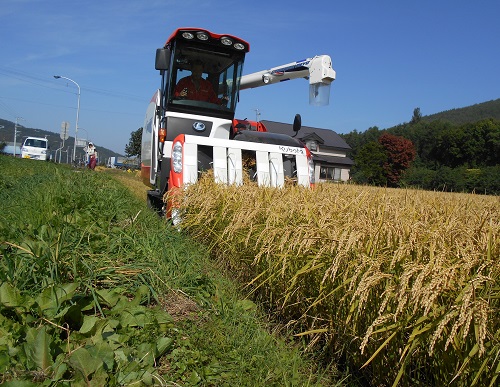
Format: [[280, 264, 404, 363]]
[[1, 0, 499, 154]]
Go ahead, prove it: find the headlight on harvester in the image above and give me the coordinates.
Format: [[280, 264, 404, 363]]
[[220, 36, 233, 46], [172, 141, 183, 173], [196, 32, 209, 41], [181, 32, 194, 39]]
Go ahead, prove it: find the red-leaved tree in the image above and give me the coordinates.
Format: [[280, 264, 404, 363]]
[[378, 133, 416, 186]]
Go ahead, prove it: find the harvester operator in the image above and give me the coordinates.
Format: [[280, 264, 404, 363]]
[[174, 59, 227, 105]]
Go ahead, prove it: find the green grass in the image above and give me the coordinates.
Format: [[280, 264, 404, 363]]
[[0, 155, 344, 386]]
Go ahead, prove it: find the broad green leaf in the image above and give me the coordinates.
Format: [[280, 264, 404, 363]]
[[96, 288, 123, 307], [88, 341, 115, 371], [154, 308, 173, 324], [235, 299, 257, 311], [36, 283, 78, 318], [137, 342, 155, 367], [51, 354, 68, 382], [79, 315, 99, 335], [105, 332, 128, 349], [90, 367, 110, 386], [68, 347, 103, 380], [156, 337, 173, 357], [117, 370, 144, 385], [24, 326, 53, 371], [114, 349, 128, 365], [118, 306, 148, 327], [0, 282, 24, 308], [141, 370, 154, 385], [53, 305, 72, 320], [188, 370, 202, 384], [132, 285, 152, 306]]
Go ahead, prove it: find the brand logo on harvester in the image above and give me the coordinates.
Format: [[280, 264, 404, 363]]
[[192, 122, 206, 132], [271, 60, 310, 75], [278, 146, 305, 155]]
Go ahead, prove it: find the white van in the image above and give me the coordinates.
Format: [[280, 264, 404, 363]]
[[21, 137, 50, 161]]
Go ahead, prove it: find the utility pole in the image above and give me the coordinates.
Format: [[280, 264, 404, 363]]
[[13, 117, 24, 157], [254, 108, 261, 122]]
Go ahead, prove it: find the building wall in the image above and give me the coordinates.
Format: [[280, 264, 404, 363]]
[[314, 164, 350, 183], [309, 144, 352, 182], [341, 168, 350, 181], [0, 144, 22, 156]]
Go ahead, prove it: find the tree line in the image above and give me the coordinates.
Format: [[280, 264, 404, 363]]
[[341, 110, 500, 195]]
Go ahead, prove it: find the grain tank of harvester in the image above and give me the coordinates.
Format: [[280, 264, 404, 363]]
[[141, 28, 336, 217]]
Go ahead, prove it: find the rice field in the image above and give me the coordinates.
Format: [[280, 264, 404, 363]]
[[176, 176, 500, 386]]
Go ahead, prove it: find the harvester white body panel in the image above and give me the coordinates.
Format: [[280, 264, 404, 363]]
[[177, 134, 310, 187]]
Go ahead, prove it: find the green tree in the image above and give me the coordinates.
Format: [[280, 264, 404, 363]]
[[353, 141, 387, 185], [400, 166, 437, 189], [341, 126, 381, 160], [476, 119, 500, 166], [433, 166, 467, 192], [125, 127, 143, 159], [410, 107, 422, 125]]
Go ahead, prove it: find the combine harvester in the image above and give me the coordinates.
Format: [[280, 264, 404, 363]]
[[141, 27, 336, 218]]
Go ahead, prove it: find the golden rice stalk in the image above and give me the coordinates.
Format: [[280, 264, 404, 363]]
[[177, 176, 500, 384]]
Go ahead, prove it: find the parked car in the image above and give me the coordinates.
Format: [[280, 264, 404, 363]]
[[21, 137, 50, 161]]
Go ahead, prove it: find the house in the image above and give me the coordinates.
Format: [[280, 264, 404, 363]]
[[0, 142, 22, 157], [261, 120, 354, 182]]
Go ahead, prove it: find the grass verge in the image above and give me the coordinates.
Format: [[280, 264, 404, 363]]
[[0, 156, 344, 386]]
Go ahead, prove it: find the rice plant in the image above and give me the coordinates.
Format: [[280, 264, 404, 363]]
[[178, 175, 500, 386]]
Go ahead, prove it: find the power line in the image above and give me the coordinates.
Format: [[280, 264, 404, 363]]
[[0, 99, 23, 121], [0, 95, 142, 120], [0, 66, 145, 102]]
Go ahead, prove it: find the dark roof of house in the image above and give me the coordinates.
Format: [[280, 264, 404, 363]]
[[314, 154, 355, 166], [261, 120, 351, 150]]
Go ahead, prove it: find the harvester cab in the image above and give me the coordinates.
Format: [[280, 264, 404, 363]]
[[154, 28, 248, 123]]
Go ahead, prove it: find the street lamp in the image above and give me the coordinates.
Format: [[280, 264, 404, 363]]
[[78, 127, 90, 144], [54, 75, 80, 163]]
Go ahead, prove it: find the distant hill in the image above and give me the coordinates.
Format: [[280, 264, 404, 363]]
[[421, 98, 500, 125], [0, 118, 123, 163]]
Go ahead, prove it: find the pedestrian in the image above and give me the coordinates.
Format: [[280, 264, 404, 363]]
[[86, 142, 97, 170]]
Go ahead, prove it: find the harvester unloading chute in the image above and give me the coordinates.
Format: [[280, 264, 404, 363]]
[[239, 55, 336, 106]]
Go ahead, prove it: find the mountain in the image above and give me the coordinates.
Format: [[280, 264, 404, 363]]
[[0, 118, 123, 163], [421, 98, 500, 125]]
